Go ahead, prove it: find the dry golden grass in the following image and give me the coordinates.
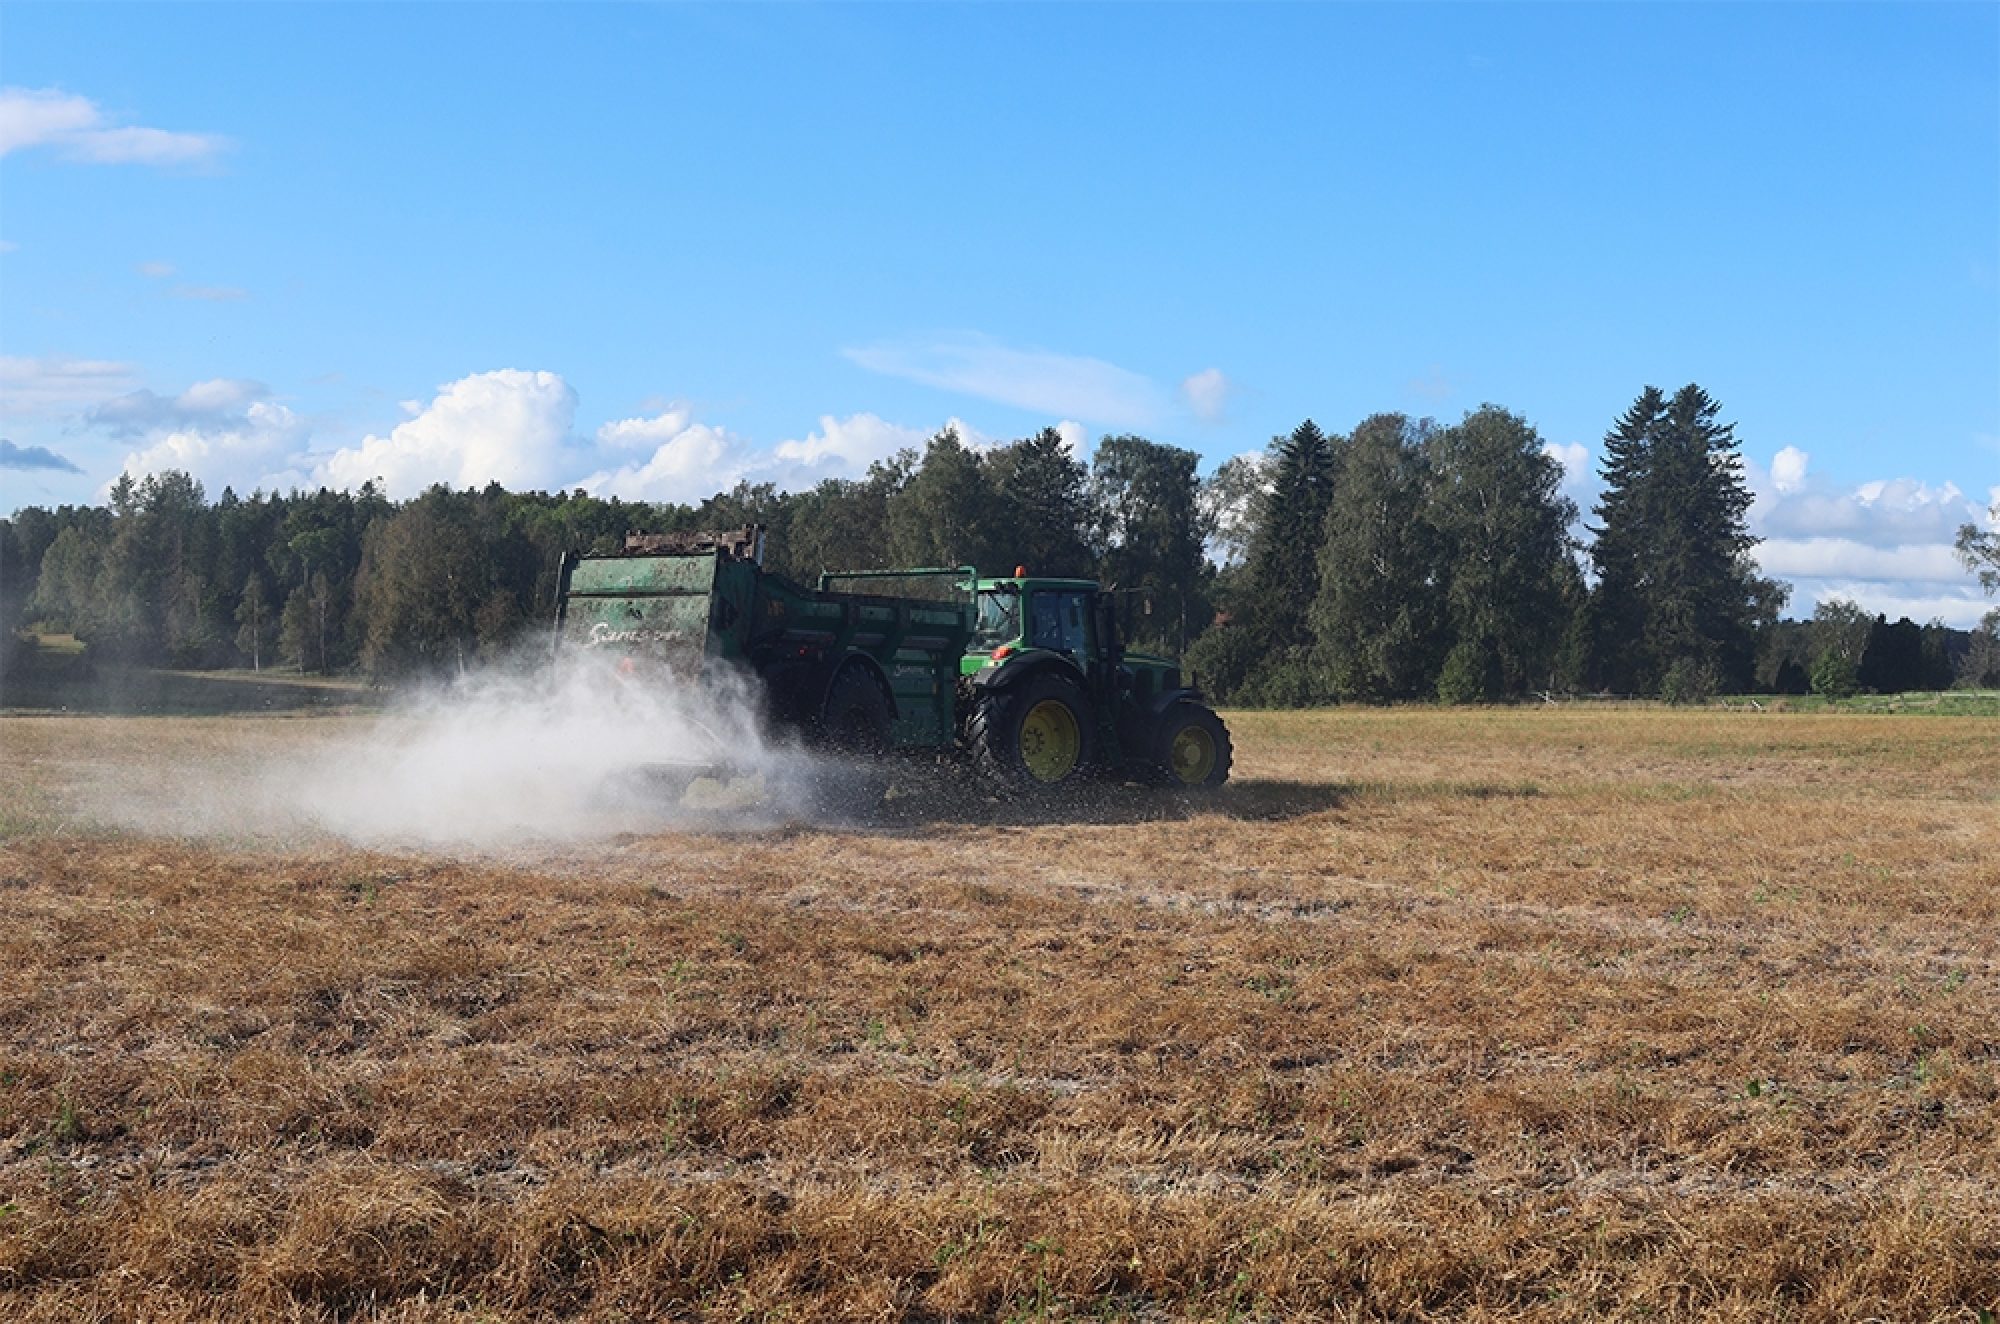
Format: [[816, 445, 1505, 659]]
[[2, 707, 1997, 1321]]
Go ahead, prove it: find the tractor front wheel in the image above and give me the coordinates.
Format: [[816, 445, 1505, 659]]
[[967, 672, 1094, 793], [1153, 701, 1232, 790]]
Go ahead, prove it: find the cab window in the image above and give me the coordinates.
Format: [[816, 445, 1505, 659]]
[[1029, 591, 1090, 655], [971, 589, 1021, 651]]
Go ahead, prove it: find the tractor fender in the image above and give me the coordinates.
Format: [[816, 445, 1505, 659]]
[[819, 650, 898, 721], [1143, 687, 1207, 720], [968, 649, 1087, 693]]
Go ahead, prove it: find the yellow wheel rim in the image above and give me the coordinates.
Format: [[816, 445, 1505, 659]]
[[1169, 724, 1217, 784], [1019, 699, 1082, 782]]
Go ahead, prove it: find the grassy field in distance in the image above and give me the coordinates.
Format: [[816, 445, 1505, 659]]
[[1, 705, 1996, 1321]]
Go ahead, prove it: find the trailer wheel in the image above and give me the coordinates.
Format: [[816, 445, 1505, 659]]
[[819, 664, 893, 755], [968, 672, 1094, 792], [1153, 701, 1232, 790], [815, 664, 894, 817]]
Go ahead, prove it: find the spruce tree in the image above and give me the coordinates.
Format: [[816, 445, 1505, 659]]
[[1585, 386, 1666, 692], [1649, 384, 1759, 690], [1239, 420, 1340, 653], [1587, 384, 1763, 694], [987, 427, 1094, 577]]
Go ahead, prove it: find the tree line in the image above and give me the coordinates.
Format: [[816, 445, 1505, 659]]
[[0, 428, 1208, 678], [4, 385, 1996, 698]]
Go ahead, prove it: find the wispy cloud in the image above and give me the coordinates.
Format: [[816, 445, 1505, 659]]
[[170, 284, 248, 302], [0, 438, 84, 473], [1180, 368, 1232, 423], [0, 354, 140, 416], [1405, 365, 1454, 403], [87, 379, 271, 437], [137, 261, 176, 279], [0, 87, 229, 168], [844, 333, 1165, 427]]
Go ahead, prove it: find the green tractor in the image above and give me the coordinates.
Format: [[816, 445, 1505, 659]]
[[556, 530, 1231, 799], [954, 569, 1231, 792]]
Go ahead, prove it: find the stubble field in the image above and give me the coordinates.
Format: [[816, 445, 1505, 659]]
[[1, 706, 1997, 1321]]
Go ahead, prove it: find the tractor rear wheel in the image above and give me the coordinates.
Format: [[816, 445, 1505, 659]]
[[1153, 700, 1232, 790], [967, 672, 1094, 793]]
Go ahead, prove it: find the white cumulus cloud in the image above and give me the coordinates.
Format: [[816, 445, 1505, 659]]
[[772, 412, 929, 470], [1770, 445, 1809, 493], [577, 423, 742, 504], [596, 407, 694, 450], [1542, 441, 1591, 488], [0, 87, 228, 167], [1749, 468, 1990, 627], [112, 401, 309, 495], [315, 370, 578, 498], [1758, 475, 1974, 548], [1755, 537, 1969, 583]]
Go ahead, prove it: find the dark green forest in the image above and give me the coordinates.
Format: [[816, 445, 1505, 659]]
[[5, 385, 1997, 701]]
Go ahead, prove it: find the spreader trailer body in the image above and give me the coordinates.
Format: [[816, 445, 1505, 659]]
[[555, 527, 1231, 795]]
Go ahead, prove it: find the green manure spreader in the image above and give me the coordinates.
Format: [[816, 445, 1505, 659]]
[[556, 527, 1231, 800]]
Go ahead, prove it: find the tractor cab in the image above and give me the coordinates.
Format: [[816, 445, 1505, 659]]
[[963, 573, 1182, 695], [963, 575, 1102, 668]]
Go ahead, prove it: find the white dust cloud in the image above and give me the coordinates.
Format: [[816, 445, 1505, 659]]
[[85, 653, 851, 849], [301, 653, 804, 846]]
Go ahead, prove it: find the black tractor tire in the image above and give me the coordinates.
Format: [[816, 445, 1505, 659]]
[[1151, 700, 1232, 790], [814, 664, 894, 817], [966, 671, 1095, 794], [818, 664, 894, 755]]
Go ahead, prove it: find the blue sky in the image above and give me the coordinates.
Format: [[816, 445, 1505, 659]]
[[2, 2, 1995, 622]]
